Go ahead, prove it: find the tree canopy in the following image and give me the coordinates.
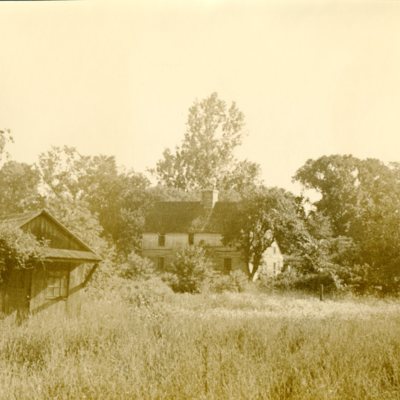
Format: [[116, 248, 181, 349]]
[[222, 186, 308, 279], [294, 154, 400, 291], [154, 93, 262, 193]]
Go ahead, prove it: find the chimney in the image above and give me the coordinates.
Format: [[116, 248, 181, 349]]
[[201, 189, 219, 209]]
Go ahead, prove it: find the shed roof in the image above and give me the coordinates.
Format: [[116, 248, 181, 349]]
[[0, 209, 101, 263], [144, 201, 239, 233]]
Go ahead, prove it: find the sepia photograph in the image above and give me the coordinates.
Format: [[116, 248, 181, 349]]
[[0, 0, 400, 398]]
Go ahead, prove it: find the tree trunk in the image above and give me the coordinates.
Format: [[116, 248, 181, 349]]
[[247, 263, 259, 281]]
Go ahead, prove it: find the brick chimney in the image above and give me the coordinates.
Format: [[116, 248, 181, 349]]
[[201, 189, 219, 209]]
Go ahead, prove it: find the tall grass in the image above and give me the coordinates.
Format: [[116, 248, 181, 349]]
[[0, 288, 400, 399]]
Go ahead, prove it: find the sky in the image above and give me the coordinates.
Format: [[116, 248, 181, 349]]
[[1, 0, 400, 192]]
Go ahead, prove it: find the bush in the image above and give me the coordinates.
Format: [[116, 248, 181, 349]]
[[164, 245, 216, 293], [118, 277, 173, 307], [118, 252, 156, 280], [258, 270, 344, 294], [211, 270, 250, 293], [88, 251, 158, 299]]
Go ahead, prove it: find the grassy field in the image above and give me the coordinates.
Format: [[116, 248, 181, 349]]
[[1, 286, 400, 400]]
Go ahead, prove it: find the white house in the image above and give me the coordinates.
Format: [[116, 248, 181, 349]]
[[141, 190, 284, 278]]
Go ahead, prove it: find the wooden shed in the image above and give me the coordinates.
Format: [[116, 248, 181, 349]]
[[0, 209, 101, 317]]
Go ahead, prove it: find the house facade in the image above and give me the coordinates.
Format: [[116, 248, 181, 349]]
[[0, 209, 101, 317], [141, 190, 284, 277]]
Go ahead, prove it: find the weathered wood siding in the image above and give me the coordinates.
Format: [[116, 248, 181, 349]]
[[65, 263, 89, 316], [23, 214, 85, 250], [29, 262, 87, 315], [0, 269, 31, 315], [0, 211, 99, 317]]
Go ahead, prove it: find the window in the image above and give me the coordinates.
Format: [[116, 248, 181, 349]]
[[188, 233, 194, 245], [224, 258, 232, 273], [273, 262, 276, 275], [158, 257, 165, 270], [158, 234, 165, 247], [273, 246, 276, 255], [46, 270, 69, 299]]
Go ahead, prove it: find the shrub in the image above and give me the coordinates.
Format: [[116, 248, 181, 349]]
[[211, 270, 250, 293], [118, 252, 156, 280], [258, 270, 344, 294], [164, 245, 216, 293], [118, 277, 173, 307], [0, 223, 45, 283]]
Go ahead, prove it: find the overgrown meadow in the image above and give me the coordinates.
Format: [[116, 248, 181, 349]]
[[1, 280, 400, 400]]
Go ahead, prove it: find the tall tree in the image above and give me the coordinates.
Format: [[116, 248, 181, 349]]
[[222, 187, 308, 279], [154, 93, 261, 191], [294, 155, 400, 291], [0, 128, 42, 215], [37, 146, 150, 254], [0, 161, 42, 216], [294, 155, 361, 237]]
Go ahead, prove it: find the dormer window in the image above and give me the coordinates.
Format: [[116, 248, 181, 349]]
[[158, 234, 165, 247], [188, 233, 194, 245]]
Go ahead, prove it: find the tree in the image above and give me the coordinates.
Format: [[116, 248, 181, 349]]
[[154, 93, 261, 192], [222, 186, 308, 280], [0, 131, 42, 216], [294, 155, 361, 237], [220, 159, 263, 195], [0, 129, 13, 165], [37, 146, 150, 255], [294, 155, 400, 292], [0, 161, 42, 216]]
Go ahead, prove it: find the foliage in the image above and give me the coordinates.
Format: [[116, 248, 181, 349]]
[[0, 129, 13, 165], [45, 198, 108, 256], [279, 271, 343, 293], [163, 245, 216, 293], [0, 161, 43, 216], [210, 270, 250, 293], [0, 131, 42, 216], [0, 224, 45, 282], [154, 93, 261, 192], [146, 185, 199, 202], [117, 252, 156, 281], [294, 155, 400, 292], [117, 277, 173, 308], [220, 159, 263, 194], [222, 186, 308, 279], [37, 146, 150, 255], [79, 154, 150, 254]]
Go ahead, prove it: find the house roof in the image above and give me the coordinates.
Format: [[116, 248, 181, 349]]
[[144, 201, 239, 233], [0, 210, 43, 228], [0, 209, 102, 263], [41, 248, 102, 262]]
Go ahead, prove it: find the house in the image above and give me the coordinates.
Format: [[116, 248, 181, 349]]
[[141, 189, 283, 277], [0, 209, 101, 317]]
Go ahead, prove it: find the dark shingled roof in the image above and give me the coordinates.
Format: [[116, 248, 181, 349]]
[[144, 201, 240, 233]]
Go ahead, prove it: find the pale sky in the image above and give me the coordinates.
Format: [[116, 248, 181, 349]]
[[1, 0, 400, 192]]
